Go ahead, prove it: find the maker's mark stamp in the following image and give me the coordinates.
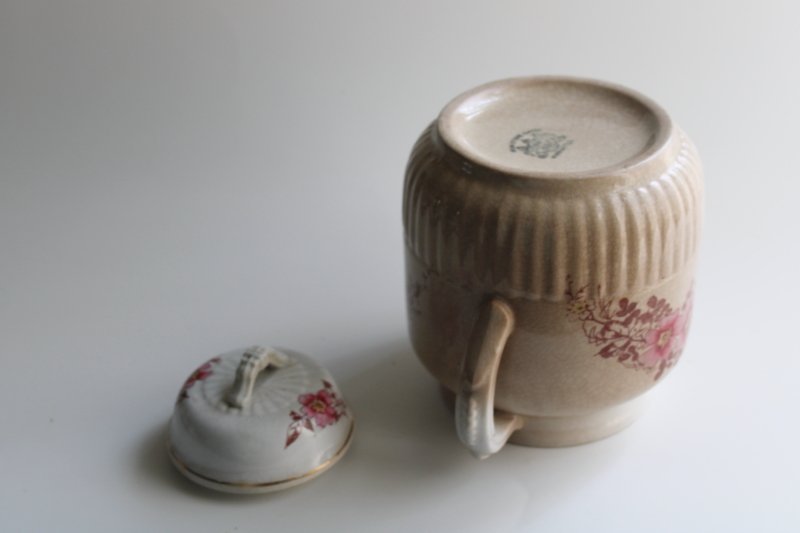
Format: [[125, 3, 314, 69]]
[[509, 129, 573, 159]]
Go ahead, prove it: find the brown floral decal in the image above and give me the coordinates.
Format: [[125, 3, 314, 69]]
[[565, 280, 693, 380], [407, 268, 431, 316], [285, 380, 347, 448], [177, 357, 221, 403]]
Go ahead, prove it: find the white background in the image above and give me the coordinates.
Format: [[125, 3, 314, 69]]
[[1, 1, 798, 531]]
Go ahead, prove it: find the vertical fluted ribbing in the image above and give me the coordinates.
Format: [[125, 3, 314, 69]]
[[530, 198, 549, 297], [587, 197, 608, 298], [568, 198, 589, 294], [622, 188, 645, 291], [402, 127, 702, 300], [605, 193, 626, 296]]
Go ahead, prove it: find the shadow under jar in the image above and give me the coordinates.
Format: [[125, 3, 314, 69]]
[[402, 76, 702, 458]]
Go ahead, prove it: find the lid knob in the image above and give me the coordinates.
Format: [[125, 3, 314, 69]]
[[225, 346, 288, 409]]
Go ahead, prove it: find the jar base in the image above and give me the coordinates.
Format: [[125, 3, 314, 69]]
[[439, 385, 646, 448]]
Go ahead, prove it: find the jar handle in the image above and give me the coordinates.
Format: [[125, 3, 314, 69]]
[[226, 346, 288, 408], [455, 298, 523, 459]]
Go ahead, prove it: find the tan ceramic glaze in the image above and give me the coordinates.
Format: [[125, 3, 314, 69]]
[[403, 76, 702, 458]]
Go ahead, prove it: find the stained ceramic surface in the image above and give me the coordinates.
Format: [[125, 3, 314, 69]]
[[403, 76, 703, 458], [168, 347, 354, 493]]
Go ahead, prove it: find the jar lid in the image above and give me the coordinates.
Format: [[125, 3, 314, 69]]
[[167, 346, 354, 494]]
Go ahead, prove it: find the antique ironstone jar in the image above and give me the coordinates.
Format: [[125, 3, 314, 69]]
[[402, 76, 702, 458]]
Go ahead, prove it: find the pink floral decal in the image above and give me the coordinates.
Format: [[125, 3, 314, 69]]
[[565, 280, 693, 380], [285, 380, 347, 448], [177, 357, 221, 403]]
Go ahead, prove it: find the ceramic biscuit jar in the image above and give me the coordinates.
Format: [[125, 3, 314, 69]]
[[402, 76, 702, 458]]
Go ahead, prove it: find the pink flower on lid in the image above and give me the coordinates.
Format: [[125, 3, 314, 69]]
[[299, 389, 340, 428], [285, 380, 347, 448], [177, 357, 220, 402], [640, 312, 685, 368], [186, 363, 214, 385]]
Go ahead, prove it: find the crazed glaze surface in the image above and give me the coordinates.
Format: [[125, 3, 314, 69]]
[[403, 77, 703, 455], [442, 78, 664, 174]]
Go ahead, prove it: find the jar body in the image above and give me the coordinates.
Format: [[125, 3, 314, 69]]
[[403, 111, 702, 446]]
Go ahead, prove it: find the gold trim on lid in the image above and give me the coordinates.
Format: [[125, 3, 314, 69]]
[[167, 418, 354, 489]]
